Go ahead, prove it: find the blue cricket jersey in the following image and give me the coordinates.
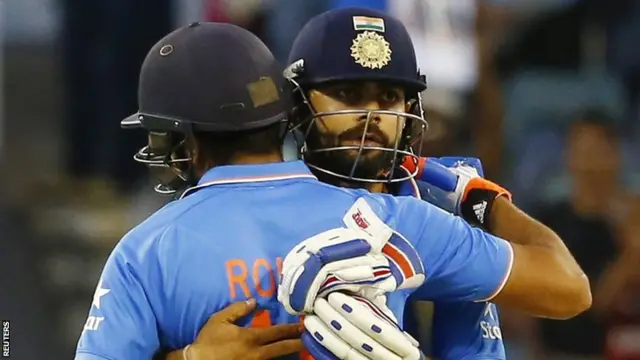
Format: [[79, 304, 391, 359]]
[[398, 175, 507, 359], [75, 161, 513, 360]]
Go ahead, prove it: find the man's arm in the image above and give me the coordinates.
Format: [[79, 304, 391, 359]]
[[164, 299, 303, 360], [165, 351, 182, 360], [75, 242, 161, 360], [401, 157, 591, 319], [487, 197, 591, 319], [398, 197, 590, 320], [399, 200, 512, 303]]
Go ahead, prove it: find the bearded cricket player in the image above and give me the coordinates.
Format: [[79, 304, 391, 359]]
[[275, 7, 592, 360], [74, 17, 589, 360]]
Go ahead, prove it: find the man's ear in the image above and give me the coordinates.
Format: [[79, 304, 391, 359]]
[[185, 135, 202, 172], [406, 99, 417, 112]]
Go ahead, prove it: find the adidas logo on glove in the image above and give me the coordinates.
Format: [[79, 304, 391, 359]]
[[473, 201, 488, 224]]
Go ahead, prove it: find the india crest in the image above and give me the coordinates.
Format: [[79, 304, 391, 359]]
[[350, 31, 392, 70]]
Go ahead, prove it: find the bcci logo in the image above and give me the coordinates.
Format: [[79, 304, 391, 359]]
[[350, 31, 392, 70]]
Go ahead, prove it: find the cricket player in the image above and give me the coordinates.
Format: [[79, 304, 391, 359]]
[[75, 21, 588, 360], [276, 7, 591, 360]]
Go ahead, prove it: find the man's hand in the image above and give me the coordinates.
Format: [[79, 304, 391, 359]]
[[302, 292, 423, 360], [407, 157, 591, 318], [278, 198, 425, 315], [166, 299, 303, 360], [402, 156, 511, 231]]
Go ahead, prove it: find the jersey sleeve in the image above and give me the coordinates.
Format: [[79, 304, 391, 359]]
[[75, 238, 161, 360], [397, 198, 514, 302]]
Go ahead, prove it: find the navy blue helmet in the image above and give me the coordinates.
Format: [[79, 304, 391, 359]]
[[284, 7, 428, 183], [122, 22, 287, 194]]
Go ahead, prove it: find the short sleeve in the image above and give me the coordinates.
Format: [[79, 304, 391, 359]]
[[75, 242, 161, 360], [397, 198, 514, 302]]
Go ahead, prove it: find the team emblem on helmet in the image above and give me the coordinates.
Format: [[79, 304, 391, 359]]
[[350, 31, 392, 69]]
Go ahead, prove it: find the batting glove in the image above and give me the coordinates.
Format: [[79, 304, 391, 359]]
[[401, 156, 511, 231], [302, 292, 424, 360], [278, 198, 425, 315]]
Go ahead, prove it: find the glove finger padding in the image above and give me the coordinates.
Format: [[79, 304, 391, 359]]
[[316, 256, 398, 298], [303, 318, 370, 360], [278, 227, 382, 314], [279, 250, 397, 315], [308, 300, 403, 360], [326, 293, 422, 360]]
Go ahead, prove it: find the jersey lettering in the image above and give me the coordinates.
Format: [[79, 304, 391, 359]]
[[83, 316, 105, 331], [480, 303, 502, 340], [480, 320, 502, 340], [225, 257, 283, 300]]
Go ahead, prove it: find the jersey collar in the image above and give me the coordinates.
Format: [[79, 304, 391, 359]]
[[180, 160, 317, 199]]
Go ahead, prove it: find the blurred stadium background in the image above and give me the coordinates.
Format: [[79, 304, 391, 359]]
[[2, 0, 639, 359]]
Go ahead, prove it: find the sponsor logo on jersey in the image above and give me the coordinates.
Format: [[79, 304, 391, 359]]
[[480, 303, 502, 340]]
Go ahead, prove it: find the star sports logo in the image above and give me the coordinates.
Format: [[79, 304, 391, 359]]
[[480, 303, 503, 340]]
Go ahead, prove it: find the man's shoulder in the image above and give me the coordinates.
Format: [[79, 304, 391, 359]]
[[115, 199, 194, 260], [124, 189, 225, 238], [303, 181, 406, 211], [351, 189, 451, 237]]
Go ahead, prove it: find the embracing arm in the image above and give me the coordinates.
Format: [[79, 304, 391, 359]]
[[162, 299, 302, 360], [488, 197, 591, 319], [402, 197, 590, 319], [165, 350, 184, 360]]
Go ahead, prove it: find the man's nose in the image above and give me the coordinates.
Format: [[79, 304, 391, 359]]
[[358, 100, 382, 123]]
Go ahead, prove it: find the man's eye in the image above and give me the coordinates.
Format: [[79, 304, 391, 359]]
[[336, 88, 360, 102], [381, 91, 400, 103], [337, 89, 353, 98]]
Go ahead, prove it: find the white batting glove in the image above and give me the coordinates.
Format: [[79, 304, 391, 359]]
[[401, 157, 511, 230], [278, 198, 425, 315], [302, 292, 424, 360]]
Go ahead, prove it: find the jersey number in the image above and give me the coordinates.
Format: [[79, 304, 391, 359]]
[[249, 310, 312, 359]]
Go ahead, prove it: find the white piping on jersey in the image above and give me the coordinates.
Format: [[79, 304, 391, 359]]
[[181, 167, 421, 200], [476, 241, 515, 303], [179, 173, 317, 199]]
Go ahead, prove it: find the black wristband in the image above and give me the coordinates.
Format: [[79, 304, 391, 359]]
[[459, 188, 500, 232]]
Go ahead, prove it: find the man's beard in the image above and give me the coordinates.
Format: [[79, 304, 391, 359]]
[[304, 122, 397, 181]]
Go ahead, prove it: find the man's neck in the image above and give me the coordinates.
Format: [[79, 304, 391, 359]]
[[198, 152, 284, 178], [228, 152, 284, 165], [311, 169, 388, 193], [337, 181, 386, 194], [362, 182, 386, 194]]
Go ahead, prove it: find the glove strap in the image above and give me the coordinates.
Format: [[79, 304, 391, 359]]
[[459, 178, 511, 232]]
